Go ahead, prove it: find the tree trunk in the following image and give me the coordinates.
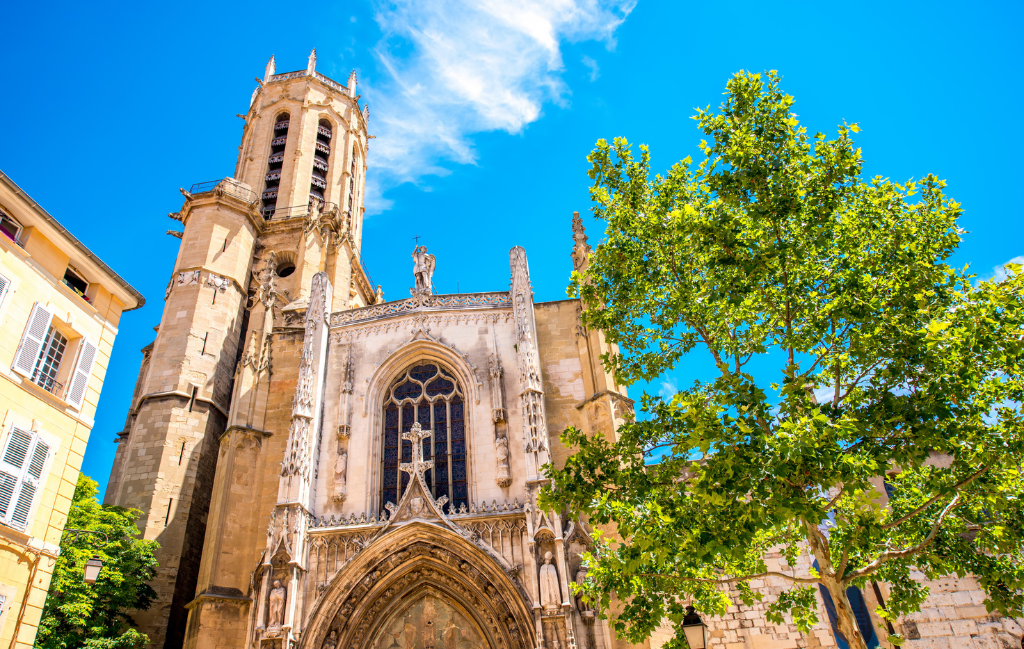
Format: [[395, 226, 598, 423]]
[[804, 521, 869, 649], [822, 576, 869, 649]]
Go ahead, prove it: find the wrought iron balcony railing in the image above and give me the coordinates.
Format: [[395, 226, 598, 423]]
[[188, 178, 260, 205]]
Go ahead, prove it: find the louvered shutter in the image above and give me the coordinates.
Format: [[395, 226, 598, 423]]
[[66, 338, 97, 409], [0, 428, 33, 528], [13, 303, 53, 377], [9, 438, 49, 529], [0, 273, 9, 305]]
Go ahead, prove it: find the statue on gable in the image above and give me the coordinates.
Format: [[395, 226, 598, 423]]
[[412, 245, 436, 296]]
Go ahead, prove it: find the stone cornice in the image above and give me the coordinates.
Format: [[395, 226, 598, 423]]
[[330, 292, 511, 328]]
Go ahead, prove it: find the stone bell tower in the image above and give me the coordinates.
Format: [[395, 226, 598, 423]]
[[105, 51, 374, 649]]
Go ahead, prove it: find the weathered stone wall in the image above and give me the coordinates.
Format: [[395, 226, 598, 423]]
[[106, 194, 256, 648], [647, 549, 1024, 649]]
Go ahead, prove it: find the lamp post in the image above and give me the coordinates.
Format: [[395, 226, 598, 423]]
[[62, 528, 108, 585], [682, 605, 707, 649]]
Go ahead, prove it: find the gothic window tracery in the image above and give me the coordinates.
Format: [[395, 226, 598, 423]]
[[262, 112, 290, 218], [381, 363, 467, 511], [310, 119, 331, 203]]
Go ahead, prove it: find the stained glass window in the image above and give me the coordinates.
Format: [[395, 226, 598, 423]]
[[381, 363, 467, 512]]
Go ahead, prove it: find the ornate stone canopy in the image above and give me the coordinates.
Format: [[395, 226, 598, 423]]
[[299, 522, 535, 649]]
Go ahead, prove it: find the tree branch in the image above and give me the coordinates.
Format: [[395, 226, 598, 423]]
[[881, 465, 989, 531], [846, 493, 961, 582], [633, 571, 821, 586], [825, 487, 845, 513]]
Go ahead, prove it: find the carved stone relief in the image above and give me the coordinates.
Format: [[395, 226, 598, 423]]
[[366, 595, 486, 649]]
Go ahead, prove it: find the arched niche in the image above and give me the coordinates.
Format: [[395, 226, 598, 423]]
[[298, 522, 534, 649]]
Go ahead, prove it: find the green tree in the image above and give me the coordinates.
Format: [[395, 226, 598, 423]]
[[543, 70, 1024, 649], [36, 474, 158, 649]]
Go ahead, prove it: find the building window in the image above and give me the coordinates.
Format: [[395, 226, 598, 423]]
[[381, 363, 467, 511], [33, 328, 68, 395], [883, 474, 897, 501], [0, 272, 10, 307], [13, 303, 98, 409], [310, 119, 331, 204], [262, 112, 290, 219], [62, 267, 90, 302], [348, 146, 357, 215], [0, 211, 21, 244], [0, 427, 52, 531]]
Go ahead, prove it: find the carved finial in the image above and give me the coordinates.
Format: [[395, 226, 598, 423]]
[[362, 104, 369, 122], [307, 48, 317, 74], [264, 54, 276, 83], [571, 211, 591, 272], [348, 69, 358, 98]]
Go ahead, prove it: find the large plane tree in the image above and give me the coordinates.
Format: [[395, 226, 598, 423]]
[[543, 70, 1024, 649]]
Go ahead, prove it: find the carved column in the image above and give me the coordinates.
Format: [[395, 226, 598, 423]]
[[490, 345, 512, 488], [509, 246, 551, 481], [260, 271, 332, 649], [334, 346, 354, 503]]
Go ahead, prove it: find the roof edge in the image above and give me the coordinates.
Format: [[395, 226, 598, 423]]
[[0, 170, 146, 312]]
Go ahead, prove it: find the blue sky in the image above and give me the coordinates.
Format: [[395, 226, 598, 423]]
[[2, 1, 1021, 494]]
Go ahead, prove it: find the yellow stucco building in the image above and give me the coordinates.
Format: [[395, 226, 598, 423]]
[[0, 170, 143, 647]]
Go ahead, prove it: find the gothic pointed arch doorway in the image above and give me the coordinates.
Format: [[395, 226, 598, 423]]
[[299, 523, 535, 649]]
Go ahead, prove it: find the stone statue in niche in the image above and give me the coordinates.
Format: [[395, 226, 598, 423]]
[[495, 433, 511, 487], [575, 567, 593, 614], [540, 551, 562, 612], [322, 630, 338, 649], [268, 579, 286, 628], [411, 245, 436, 295], [333, 448, 348, 503]]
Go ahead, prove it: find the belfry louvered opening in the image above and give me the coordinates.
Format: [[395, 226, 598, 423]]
[[262, 112, 290, 218], [347, 146, 359, 216], [310, 119, 332, 204], [381, 363, 468, 512]]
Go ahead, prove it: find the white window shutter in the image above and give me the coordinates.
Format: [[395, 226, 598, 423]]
[[0, 428, 36, 529], [0, 473, 16, 523], [9, 481, 35, 529], [13, 302, 53, 378], [66, 338, 98, 410], [0, 273, 9, 305], [9, 437, 49, 529]]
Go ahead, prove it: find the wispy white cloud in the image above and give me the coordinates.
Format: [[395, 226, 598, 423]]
[[581, 55, 600, 81], [813, 385, 836, 405], [362, 0, 635, 213], [990, 255, 1024, 283], [658, 377, 679, 400]]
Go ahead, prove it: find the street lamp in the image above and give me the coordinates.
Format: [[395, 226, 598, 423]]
[[62, 528, 108, 585], [682, 605, 707, 649], [83, 556, 103, 584]]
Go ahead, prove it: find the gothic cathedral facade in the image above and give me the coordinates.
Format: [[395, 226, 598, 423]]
[[105, 52, 628, 649]]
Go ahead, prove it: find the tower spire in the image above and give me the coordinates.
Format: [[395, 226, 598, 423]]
[[264, 54, 276, 83], [348, 69, 358, 98]]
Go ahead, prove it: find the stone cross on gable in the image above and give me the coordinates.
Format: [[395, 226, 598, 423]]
[[400, 422, 433, 479]]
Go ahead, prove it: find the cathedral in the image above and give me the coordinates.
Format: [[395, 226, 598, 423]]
[[104, 52, 1023, 649], [104, 51, 627, 649]]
